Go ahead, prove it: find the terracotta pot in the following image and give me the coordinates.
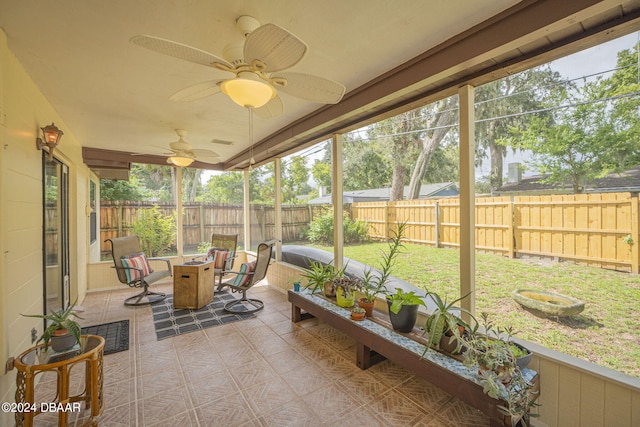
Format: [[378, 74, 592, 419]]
[[357, 298, 375, 318], [351, 310, 366, 321]]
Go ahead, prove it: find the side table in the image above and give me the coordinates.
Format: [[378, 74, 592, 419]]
[[173, 261, 214, 309], [13, 334, 105, 427]]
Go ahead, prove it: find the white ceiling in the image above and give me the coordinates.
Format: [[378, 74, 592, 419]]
[[1, 1, 639, 171]]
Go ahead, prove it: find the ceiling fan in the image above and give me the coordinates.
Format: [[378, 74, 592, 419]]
[[130, 15, 346, 118], [160, 129, 221, 167]]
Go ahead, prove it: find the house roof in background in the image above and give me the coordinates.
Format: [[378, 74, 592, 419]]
[[307, 182, 458, 204], [495, 165, 640, 195]]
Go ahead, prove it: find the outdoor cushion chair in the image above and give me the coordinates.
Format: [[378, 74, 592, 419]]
[[106, 235, 171, 306], [218, 240, 274, 313], [206, 233, 238, 291]]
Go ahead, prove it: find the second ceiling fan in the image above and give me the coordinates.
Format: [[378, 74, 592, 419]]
[[131, 15, 346, 118]]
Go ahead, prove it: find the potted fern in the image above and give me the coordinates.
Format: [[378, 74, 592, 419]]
[[22, 300, 83, 352]]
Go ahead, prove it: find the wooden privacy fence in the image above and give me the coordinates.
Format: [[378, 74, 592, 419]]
[[99, 201, 328, 255], [352, 192, 640, 273]]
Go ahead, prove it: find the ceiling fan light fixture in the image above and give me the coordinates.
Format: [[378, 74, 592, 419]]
[[220, 73, 275, 108], [167, 156, 194, 167]]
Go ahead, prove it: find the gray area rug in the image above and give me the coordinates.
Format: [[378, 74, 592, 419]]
[[151, 291, 255, 340], [82, 319, 129, 355]]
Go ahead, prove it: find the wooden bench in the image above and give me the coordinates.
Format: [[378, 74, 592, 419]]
[[288, 290, 539, 427]]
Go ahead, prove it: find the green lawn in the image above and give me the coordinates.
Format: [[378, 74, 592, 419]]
[[312, 242, 640, 378]]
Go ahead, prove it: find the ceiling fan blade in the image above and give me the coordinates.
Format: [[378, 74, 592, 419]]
[[255, 95, 284, 118], [130, 35, 232, 69], [274, 72, 346, 104], [244, 24, 307, 73], [169, 80, 222, 101]]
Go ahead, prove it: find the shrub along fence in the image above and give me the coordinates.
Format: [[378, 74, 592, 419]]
[[351, 192, 639, 273], [98, 201, 332, 257]]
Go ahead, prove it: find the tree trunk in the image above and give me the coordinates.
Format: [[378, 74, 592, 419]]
[[489, 143, 505, 191], [407, 101, 454, 199], [390, 164, 406, 201]]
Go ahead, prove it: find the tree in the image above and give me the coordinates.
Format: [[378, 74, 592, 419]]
[[201, 172, 244, 204], [132, 205, 176, 256], [504, 45, 640, 193], [368, 110, 422, 200], [342, 133, 391, 191], [407, 97, 457, 199], [506, 80, 621, 192], [475, 66, 564, 190]]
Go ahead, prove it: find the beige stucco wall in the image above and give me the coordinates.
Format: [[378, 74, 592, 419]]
[[0, 28, 91, 425]]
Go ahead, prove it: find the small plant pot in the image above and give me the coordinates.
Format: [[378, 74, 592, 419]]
[[336, 288, 355, 308], [387, 300, 419, 333], [357, 298, 375, 318], [323, 281, 336, 298], [50, 330, 77, 353], [351, 310, 366, 321]]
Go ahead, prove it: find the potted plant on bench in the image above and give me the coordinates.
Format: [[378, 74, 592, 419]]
[[423, 291, 476, 355], [462, 312, 538, 426], [358, 221, 408, 317], [302, 259, 336, 297], [332, 274, 362, 308], [386, 288, 426, 332]]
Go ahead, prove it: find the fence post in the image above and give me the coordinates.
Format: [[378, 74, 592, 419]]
[[435, 202, 440, 248], [384, 203, 390, 239], [507, 197, 515, 259], [632, 194, 639, 274], [199, 204, 206, 243], [117, 204, 123, 237]]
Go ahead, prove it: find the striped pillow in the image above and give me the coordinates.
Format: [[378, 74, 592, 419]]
[[235, 261, 256, 287], [206, 248, 230, 269], [121, 253, 151, 282]]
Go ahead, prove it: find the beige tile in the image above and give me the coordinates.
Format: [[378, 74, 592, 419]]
[[73, 285, 489, 427], [195, 391, 255, 426]]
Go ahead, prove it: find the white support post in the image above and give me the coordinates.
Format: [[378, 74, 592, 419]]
[[459, 85, 476, 318], [274, 158, 283, 261], [243, 169, 251, 251], [175, 166, 184, 258], [332, 134, 344, 270]]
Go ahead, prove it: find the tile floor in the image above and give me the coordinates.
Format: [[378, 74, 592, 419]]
[[31, 282, 491, 426]]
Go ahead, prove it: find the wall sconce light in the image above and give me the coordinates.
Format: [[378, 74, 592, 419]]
[[36, 123, 64, 160]]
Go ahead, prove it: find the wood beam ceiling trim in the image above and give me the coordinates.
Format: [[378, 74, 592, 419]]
[[82, 147, 224, 171]]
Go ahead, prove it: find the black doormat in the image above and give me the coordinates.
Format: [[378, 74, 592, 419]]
[[151, 291, 255, 340], [82, 319, 129, 355]]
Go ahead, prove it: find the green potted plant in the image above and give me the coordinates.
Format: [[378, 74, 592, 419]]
[[357, 222, 408, 317], [462, 313, 538, 426], [423, 291, 476, 355], [22, 300, 83, 352], [301, 259, 335, 296], [386, 288, 426, 332], [351, 306, 366, 321], [332, 275, 362, 308]]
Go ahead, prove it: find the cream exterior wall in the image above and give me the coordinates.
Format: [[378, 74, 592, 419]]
[[0, 28, 91, 426]]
